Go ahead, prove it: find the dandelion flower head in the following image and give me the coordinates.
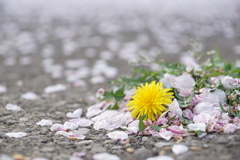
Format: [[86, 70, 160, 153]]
[[127, 81, 174, 121]]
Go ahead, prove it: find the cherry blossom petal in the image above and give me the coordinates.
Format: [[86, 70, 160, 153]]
[[188, 123, 206, 132], [56, 131, 86, 140], [220, 76, 239, 89], [160, 74, 176, 88], [21, 92, 38, 100], [172, 144, 188, 155], [37, 119, 53, 126], [146, 155, 174, 160], [44, 84, 67, 93], [86, 102, 106, 118], [50, 124, 65, 132], [69, 118, 93, 127], [93, 153, 120, 160], [63, 122, 78, 131], [5, 104, 22, 111], [168, 99, 182, 117], [67, 108, 82, 119], [107, 131, 128, 140], [193, 102, 214, 114], [224, 123, 239, 133], [172, 74, 195, 97], [6, 132, 28, 138], [159, 128, 173, 140], [0, 85, 7, 93]]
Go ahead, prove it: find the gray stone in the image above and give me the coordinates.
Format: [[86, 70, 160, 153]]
[[76, 140, 93, 145], [41, 147, 55, 152], [141, 136, 149, 142], [19, 117, 28, 122], [72, 128, 90, 135], [154, 142, 172, 148], [0, 154, 13, 160], [91, 144, 106, 153]]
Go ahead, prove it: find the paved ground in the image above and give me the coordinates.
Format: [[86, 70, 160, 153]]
[[0, 1, 240, 160]]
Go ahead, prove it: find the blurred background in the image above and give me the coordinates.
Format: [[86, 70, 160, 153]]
[[0, 0, 240, 88]]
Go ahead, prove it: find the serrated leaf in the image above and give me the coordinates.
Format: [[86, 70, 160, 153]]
[[150, 125, 160, 131], [139, 115, 147, 132], [167, 115, 176, 125], [174, 89, 183, 100]]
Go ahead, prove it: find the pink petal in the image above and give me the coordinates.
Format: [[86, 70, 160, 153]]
[[37, 119, 53, 126], [93, 153, 120, 160], [67, 108, 83, 118], [6, 132, 28, 138], [224, 123, 239, 133], [107, 131, 128, 140]]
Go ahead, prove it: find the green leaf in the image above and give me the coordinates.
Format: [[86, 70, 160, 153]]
[[174, 89, 183, 100], [111, 102, 119, 110], [228, 106, 240, 118], [103, 89, 115, 102], [195, 130, 203, 136], [167, 115, 176, 125], [150, 125, 160, 131], [138, 115, 147, 132], [219, 103, 227, 113]]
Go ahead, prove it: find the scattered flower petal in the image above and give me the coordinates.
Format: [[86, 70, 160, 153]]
[[93, 153, 120, 160], [21, 92, 38, 100], [67, 108, 83, 119], [44, 84, 67, 93], [37, 119, 53, 126], [107, 131, 128, 140], [172, 144, 188, 155], [5, 104, 22, 111], [6, 132, 27, 138]]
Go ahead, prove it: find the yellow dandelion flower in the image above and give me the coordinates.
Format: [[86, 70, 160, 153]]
[[126, 81, 174, 121]]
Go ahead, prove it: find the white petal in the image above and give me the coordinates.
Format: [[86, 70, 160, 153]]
[[6, 132, 27, 138], [159, 128, 173, 140], [168, 99, 182, 117], [93, 153, 120, 160], [172, 144, 188, 155], [37, 119, 53, 126], [5, 104, 22, 111], [188, 123, 206, 132], [63, 122, 78, 131], [44, 84, 67, 93], [50, 124, 65, 131], [107, 131, 128, 140], [21, 92, 38, 100], [67, 108, 82, 119], [70, 118, 93, 127], [0, 85, 7, 93], [146, 155, 174, 160]]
